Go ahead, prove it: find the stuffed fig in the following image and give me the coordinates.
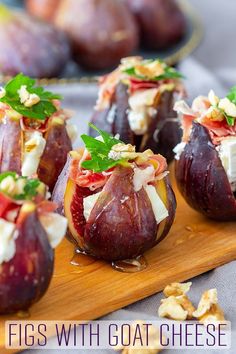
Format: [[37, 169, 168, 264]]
[[0, 74, 77, 191], [90, 56, 185, 162], [0, 173, 67, 313], [52, 124, 176, 261], [174, 88, 236, 221]]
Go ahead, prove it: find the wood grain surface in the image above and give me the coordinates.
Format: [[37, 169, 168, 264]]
[[1, 169, 236, 353]]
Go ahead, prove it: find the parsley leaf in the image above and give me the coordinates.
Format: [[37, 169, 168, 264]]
[[81, 124, 124, 173], [0, 73, 62, 121], [14, 179, 41, 200], [222, 87, 236, 126], [123, 59, 184, 81], [227, 86, 236, 105], [0, 172, 42, 201], [0, 171, 17, 183], [223, 113, 235, 126]]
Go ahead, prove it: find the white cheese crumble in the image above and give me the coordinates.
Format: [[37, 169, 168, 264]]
[[107, 104, 117, 124], [133, 165, 155, 192], [66, 123, 78, 142], [18, 85, 40, 107], [108, 150, 121, 161], [218, 98, 236, 118], [217, 137, 236, 192], [173, 142, 186, 160], [83, 192, 101, 221], [128, 110, 148, 135], [128, 89, 159, 135], [0, 87, 6, 99], [0, 218, 17, 264], [22, 131, 46, 177], [144, 185, 169, 224], [39, 213, 68, 248]]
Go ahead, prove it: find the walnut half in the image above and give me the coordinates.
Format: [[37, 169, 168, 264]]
[[193, 289, 226, 325]]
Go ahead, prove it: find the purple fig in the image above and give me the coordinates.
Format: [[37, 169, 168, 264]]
[[0, 75, 76, 191], [0, 206, 54, 314], [54, 0, 139, 71], [176, 122, 236, 221], [0, 4, 70, 78], [90, 57, 184, 163], [52, 127, 176, 261], [125, 0, 186, 50], [174, 89, 236, 221], [0, 174, 67, 314]]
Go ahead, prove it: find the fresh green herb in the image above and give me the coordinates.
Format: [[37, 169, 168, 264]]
[[224, 86, 236, 126], [0, 172, 42, 200], [0, 73, 62, 121], [81, 124, 124, 173], [14, 179, 41, 201], [0, 171, 17, 184], [227, 86, 236, 105], [224, 114, 235, 126], [123, 59, 184, 81]]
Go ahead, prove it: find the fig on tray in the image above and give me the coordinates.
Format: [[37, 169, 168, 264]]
[[90, 57, 185, 162], [52, 124, 176, 261], [0, 173, 67, 314], [54, 0, 139, 71], [174, 88, 236, 220], [0, 4, 70, 78], [125, 0, 186, 50], [0, 74, 77, 191]]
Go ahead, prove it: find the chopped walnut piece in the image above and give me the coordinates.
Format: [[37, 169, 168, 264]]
[[135, 61, 165, 79], [158, 296, 188, 321], [120, 56, 143, 70], [18, 85, 40, 108], [193, 289, 226, 325], [114, 320, 163, 354], [177, 295, 196, 320], [205, 106, 224, 121], [163, 282, 192, 297], [112, 143, 136, 153], [193, 288, 218, 318], [198, 304, 226, 326]]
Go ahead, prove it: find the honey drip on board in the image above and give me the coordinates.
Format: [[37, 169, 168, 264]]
[[111, 255, 147, 273], [17, 310, 30, 318], [70, 249, 96, 267]]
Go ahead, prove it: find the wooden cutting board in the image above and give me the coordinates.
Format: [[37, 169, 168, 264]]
[[1, 169, 236, 353]]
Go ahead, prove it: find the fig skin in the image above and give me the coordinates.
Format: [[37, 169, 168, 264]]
[[51, 153, 72, 215], [0, 117, 72, 192], [125, 0, 186, 50], [0, 208, 54, 314], [0, 116, 21, 174], [54, 0, 139, 71], [0, 6, 70, 78], [84, 165, 170, 261], [37, 119, 72, 192], [52, 152, 176, 261], [175, 122, 236, 221], [25, 0, 60, 22], [90, 83, 181, 162]]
